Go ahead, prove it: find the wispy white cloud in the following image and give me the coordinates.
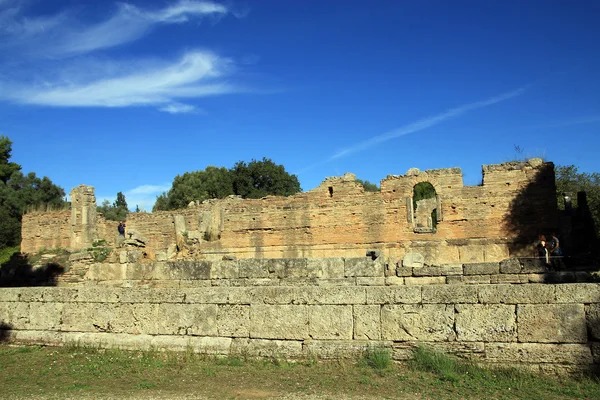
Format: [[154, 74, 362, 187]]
[[159, 102, 200, 114], [530, 115, 600, 129], [1, 1, 229, 57], [330, 86, 529, 160], [125, 183, 171, 211], [128, 184, 172, 196], [1, 50, 238, 109]]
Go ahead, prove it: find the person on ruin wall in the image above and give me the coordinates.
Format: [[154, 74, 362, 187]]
[[549, 232, 564, 269], [537, 234, 549, 265], [118, 221, 126, 237]]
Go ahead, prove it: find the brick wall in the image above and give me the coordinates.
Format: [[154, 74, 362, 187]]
[[20, 160, 558, 265]]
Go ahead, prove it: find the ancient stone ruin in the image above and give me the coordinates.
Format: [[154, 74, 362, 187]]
[[1, 159, 598, 375]]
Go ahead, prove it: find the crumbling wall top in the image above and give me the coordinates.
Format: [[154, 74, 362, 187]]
[[482, 158, 548, 173]]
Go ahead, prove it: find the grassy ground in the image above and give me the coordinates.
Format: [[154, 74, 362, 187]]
[[0, 344, 598, 400]]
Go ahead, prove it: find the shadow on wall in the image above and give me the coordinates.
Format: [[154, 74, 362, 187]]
[[0, 322, 12, 343], [0, 252, 64, 287], [562, 192, 599, 266], [504, 163, 559, 256]]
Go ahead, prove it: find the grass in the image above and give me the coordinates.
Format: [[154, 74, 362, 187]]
[[359, 345, 392, 375], [0, 344, 598, 399], [0, 246, 20, 266]]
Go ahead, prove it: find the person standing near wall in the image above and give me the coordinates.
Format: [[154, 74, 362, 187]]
[[118, 221, 126, 237], [537, 235, 549, 265], [549, 232, 563, 269]]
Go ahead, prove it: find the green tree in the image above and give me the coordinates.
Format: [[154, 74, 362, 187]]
[[0, 137, 66, 248], [153, 159, 301, 211], [97, 192, 129, 221], [555, 165, 600, 236], [0, 136, 22, 184], [231, 158, 301, 199], [154, 166, 234, 211], [355, 179, 380, 192]]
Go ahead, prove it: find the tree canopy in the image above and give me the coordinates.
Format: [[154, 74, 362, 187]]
[[153, 158, 301, 211], [231, 158, 301, 199], [355, 179, 380, 192], [0, 136, 66, 248], [97, 191, 129, 221]]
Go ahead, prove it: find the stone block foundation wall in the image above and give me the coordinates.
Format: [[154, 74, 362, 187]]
[[1, 283, 599, 374]]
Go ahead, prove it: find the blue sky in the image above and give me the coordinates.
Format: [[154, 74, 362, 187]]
[[1, 0, 599, 210]]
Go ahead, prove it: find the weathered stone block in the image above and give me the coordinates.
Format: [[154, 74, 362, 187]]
[[210, 261, 239, 279], [527, 274, 546, 283], [393, 341, 485, 361], [356, 277, 385, 286], [27, 302, 63, 331], [303, 340, 387, 359], [74, 287, 122, 303], [459, 245, 485, 264], [592, 342, 600, 364], [178, 280, 211, 288], [305, 258, 345, 279], [455, 304, 516, 342], [280, 259, 310, 278], [0, 288, 21, 302], [69, 251, 93, 262], [483, 244, 509, 262], [231, 338, 302, 359], [517, 304, 587, 343], [167, 261, 212, 280], [585, 305, 600, 341], [250, 305, 309, 340], [404, 276, 445, 285], [555, 284, 600, 303], [422, 285, 478, 304], [439, 264, 463, 276], [490, 274, 529, 284], [519, 258, 547, 273], [247, 287, 297, 305], [462, 275, 491, 284], [0, 301, 30, 329], [175, 336, 232, 355], [381, 304, 455, 341], [314, 278, 357, 287], [156, 304, 217, 336], [485, 342, 593, 364], [217, 305, 249, 337], [119, 288, 184, 303], [463, 262, 499, 275], [38, 288, 78, 303], [402, 252, 424, 268], [395, 266, 413, 277], [308, 305, 353, 340], [124, 262, 154, 280], [412, 266, 443, 276], [293, 287, 367, 305], [86, 263, 126, 281], [385, 276, 404, 286], [344, 258, 385, 277], [366, 286, 421, 304], [446, 276, 463, 285], [478, 284, 556, 304], [184, 287, 252, 305], [353, 305, 381, 340], [499, 258, 522, 274]]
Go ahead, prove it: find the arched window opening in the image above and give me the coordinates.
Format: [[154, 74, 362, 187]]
[[412, 182, 438, 233]]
